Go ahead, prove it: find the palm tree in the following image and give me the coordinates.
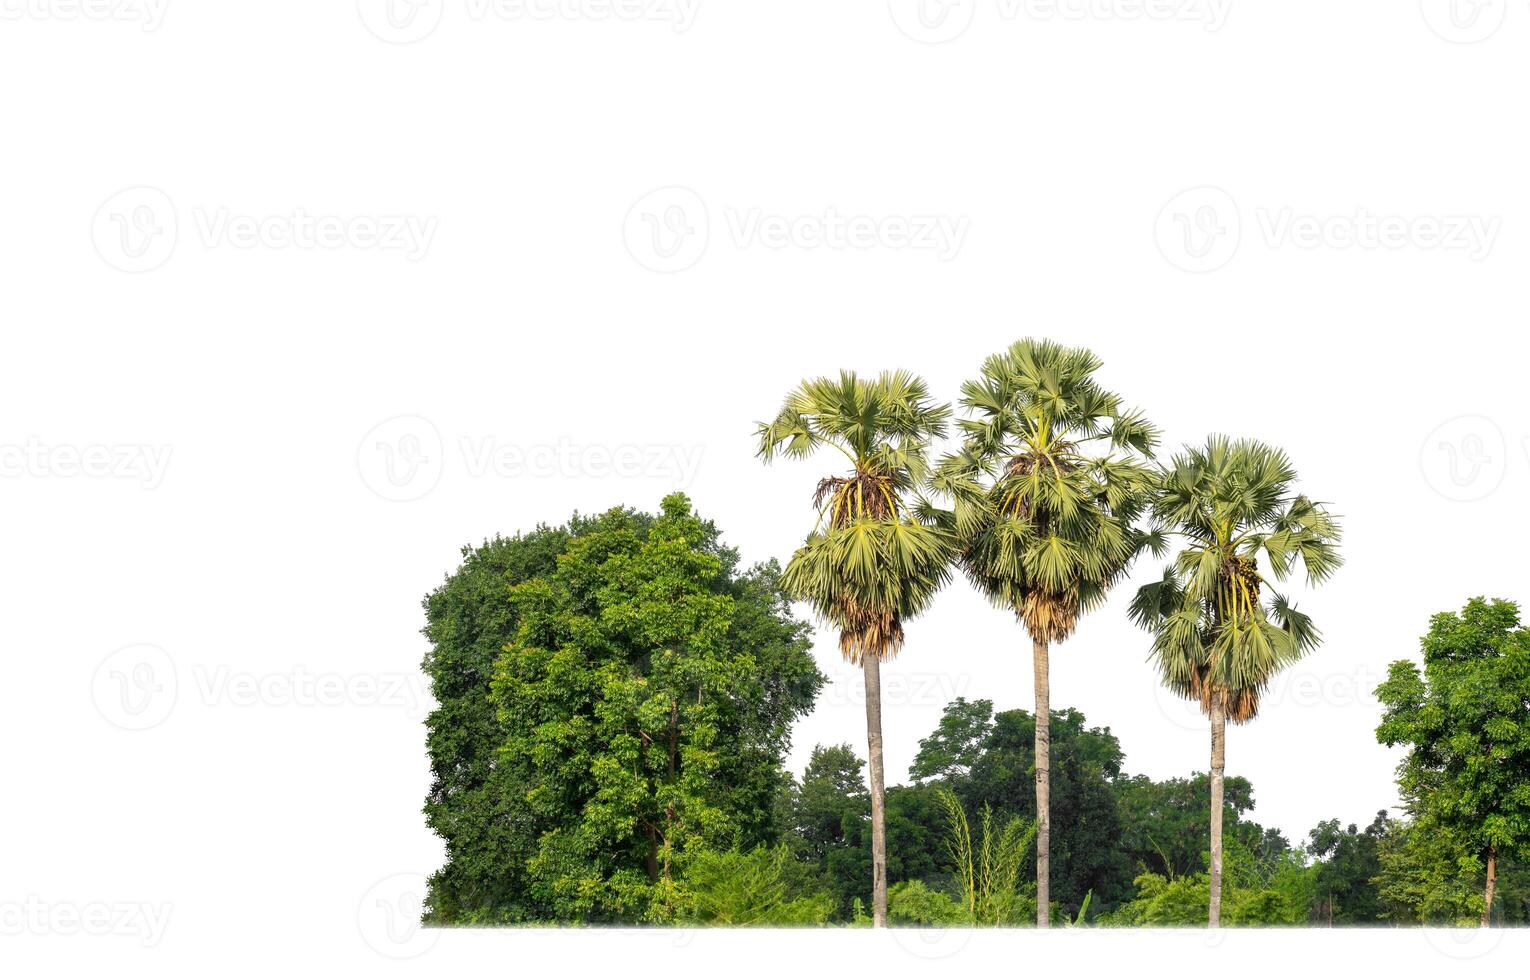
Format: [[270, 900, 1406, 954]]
[[931, 339, 1157, 927], [1129, 436, 1341, 927], [757, 370, 954, 927]]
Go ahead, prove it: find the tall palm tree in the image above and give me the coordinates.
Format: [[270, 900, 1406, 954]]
[[931, 339, 1157, 927], [757, 370, 954, 927], [1129, 436, 1341, 927]]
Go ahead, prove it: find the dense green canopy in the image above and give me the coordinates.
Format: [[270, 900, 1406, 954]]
[[422, 495, 822, 923], [1377, 598, 1530, 924]]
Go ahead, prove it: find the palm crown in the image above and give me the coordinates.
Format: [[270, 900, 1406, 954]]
[[757, 370, 955, 662], [1129, 436, 1342, 721], [932, 338, 1159, 640]]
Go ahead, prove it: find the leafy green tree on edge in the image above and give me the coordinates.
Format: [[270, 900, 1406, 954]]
[[423, 494, 823, 923], [1377, 598, 1530, 926], [421, 521, 572, 922]]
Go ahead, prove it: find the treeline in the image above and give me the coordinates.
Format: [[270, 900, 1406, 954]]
[[418, 493, 1529, 926], [774, 700, 1530, 925]]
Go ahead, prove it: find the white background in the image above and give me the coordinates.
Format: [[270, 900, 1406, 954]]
[[4, 0, 1529, 974]]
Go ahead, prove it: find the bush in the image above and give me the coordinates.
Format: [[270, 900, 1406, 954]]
[[888, 880, 964, 925], [678, 846, 834, 925]]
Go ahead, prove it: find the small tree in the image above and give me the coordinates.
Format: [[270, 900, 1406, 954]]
[[1377, 598, 1530, 926]]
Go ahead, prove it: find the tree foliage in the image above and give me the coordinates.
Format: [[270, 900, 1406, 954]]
[[1131, 437, 1340, 723], [423, 495, 823, 924], [1376, 598, 1530, 923], [932, 338, 1158, 641]]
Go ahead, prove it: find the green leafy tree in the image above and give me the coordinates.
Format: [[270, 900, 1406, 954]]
[[782, 743, 871, 917], [1376, 598, 1530, 926], [484, 495, 823, 922], [886, 784, 951, 887], [1374, 815, 1485, 923], [421, 521, 575, 923], [933, 339, 1157, 926], [1305, 812, 1387, 923], [910, 696, 994, 782], [787, 744, 869, 865], [757, 370, 955, 926], [1374, 814, 1530, 924], [1130, 437, 1341, 926], [1114, 772, 1260, 880], [960, 706, 1132, 917]]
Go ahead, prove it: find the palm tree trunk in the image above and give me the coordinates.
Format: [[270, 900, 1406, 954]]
[[1482, 845, 1497, 927], [1208, 689, 1226, 928], [862, 652, 888, 928], [1033, 634, 1051, 929]]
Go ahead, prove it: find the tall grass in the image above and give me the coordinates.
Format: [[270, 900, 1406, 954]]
[[935, 787, 1037, 925]]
